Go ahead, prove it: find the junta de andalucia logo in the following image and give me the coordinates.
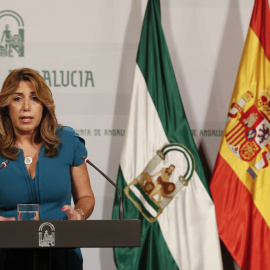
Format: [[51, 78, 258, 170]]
[[0, 10, 24, 57]]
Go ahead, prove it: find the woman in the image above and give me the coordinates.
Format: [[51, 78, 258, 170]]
[[0, 68, 95, 269]]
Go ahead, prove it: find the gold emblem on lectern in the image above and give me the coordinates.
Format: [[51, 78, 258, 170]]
[[39, 222, 55, 247]]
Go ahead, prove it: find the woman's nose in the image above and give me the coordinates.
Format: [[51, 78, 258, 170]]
[[23, 100, 30, 111]]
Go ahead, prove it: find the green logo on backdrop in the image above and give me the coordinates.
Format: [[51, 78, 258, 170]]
[[0, 10, 24, 57]]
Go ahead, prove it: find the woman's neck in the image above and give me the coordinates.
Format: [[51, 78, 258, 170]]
[[14, 130, 40, 146]]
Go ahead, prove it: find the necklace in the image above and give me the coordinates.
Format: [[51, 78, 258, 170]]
[[16, 143, 38, 165], [24, 155, 33, 165]]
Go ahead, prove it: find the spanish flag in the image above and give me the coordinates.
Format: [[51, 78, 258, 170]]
[[210, 0, 270, 269]]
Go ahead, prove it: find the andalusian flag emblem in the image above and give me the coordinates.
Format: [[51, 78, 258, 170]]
[[124, 143, 194, 222], [113, 0, 223, 269], [211, 0, 270, 269]]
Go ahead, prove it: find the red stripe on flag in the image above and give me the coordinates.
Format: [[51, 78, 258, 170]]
[[210, 154, 270, 270], [250, 0, 270, 62]]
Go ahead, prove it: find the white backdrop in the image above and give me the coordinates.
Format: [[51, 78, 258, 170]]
[[0, 1, 255, 269]]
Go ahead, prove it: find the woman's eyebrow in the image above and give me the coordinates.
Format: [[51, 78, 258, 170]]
[[13, 91, 36, 95]]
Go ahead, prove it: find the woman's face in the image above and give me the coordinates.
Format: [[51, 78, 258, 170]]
[[8, 81, 43, 136]]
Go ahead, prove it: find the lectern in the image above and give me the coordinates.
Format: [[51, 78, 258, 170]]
[[0, 219, 141, 270]]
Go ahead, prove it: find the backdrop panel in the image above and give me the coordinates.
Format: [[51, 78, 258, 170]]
[[0, 1, 254, 269]]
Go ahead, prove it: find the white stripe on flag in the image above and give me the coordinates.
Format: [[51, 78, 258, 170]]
[[158, 172, 223, 270], [120, 64, 168, 183]]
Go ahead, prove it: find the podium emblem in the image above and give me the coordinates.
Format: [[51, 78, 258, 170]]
[[39, 222, 55, 247]]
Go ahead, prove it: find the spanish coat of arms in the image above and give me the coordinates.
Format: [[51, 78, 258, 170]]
[[226, 90, 270, 179]]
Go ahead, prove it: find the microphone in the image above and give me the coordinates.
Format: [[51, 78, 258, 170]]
[[82, 156, 124, 220], [0, 160, 9, 169]]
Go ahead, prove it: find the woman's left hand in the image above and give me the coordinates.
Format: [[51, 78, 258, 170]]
[[61, 205, 83, 220]]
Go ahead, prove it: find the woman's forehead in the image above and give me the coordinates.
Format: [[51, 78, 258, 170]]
[[14, 81, 35, 93]]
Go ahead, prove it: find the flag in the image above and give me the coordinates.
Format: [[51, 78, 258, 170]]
[[112, 0, 223, 269], [210, 0, 270, 269]]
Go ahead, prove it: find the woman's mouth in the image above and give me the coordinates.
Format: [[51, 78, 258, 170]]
[[20, 116, 33, 123]]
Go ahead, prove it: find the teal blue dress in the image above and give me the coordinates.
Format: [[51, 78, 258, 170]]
[[0, 126, 87, 270]]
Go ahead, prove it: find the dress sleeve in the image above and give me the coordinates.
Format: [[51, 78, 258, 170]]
[[72, 133, 88, 166]]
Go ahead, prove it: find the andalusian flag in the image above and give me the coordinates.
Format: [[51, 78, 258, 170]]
[[113, 0, 223, 269], [210, 0, 270, 269]]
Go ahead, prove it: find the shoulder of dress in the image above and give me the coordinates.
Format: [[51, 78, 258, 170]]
[[57, 125, 76, 137]]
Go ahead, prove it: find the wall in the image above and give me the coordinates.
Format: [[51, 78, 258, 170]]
[[0, 1, 255, 269]]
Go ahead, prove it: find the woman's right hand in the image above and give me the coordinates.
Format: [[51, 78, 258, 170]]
[[0, 216, 15, 221]]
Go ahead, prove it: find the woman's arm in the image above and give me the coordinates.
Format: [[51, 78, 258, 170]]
[[62, 162, 95, 220], [0, 216, 15, 221]]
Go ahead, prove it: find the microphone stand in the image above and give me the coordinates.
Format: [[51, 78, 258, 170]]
[[82, 156, 124, 220]]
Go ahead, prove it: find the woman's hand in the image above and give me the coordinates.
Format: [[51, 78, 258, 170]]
[[0, 216, 16, 221], [61, 205, 83, 220]]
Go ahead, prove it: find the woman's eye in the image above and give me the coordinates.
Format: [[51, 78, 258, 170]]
[[31, 96, 39, 102], [13, 97, 22, 102]]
